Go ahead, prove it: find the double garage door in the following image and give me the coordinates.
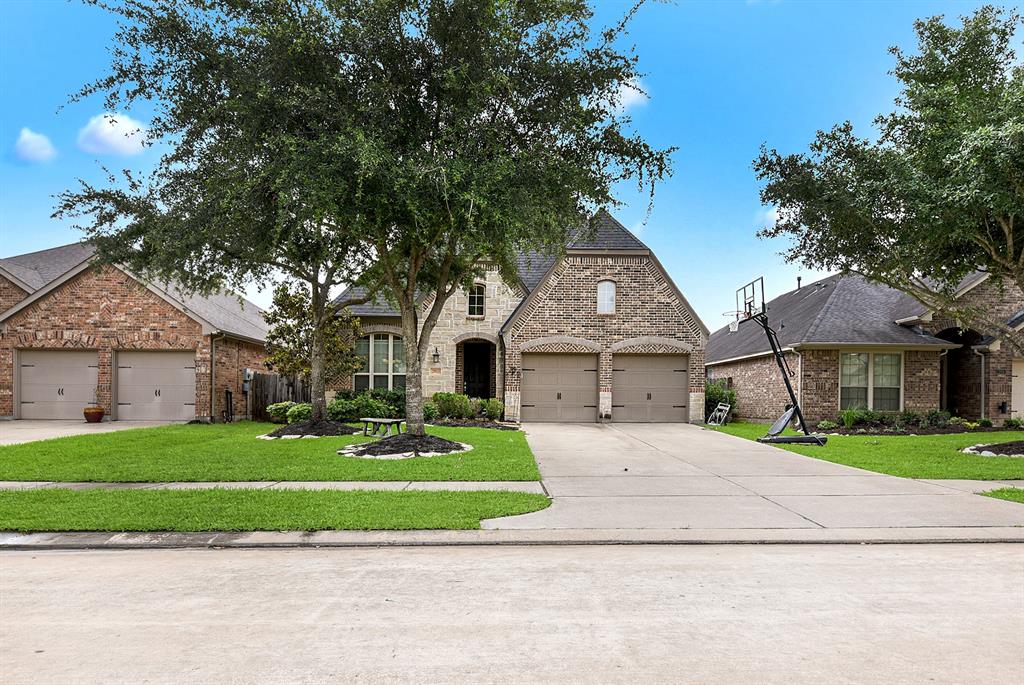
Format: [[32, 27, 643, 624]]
[[18, 350, 196, 421], [520, 353, 689, 423]]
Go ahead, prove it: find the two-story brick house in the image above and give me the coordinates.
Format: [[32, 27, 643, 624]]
[[705, 273, 1024, 424], [336, 211, 709, 423], [0, 243, 267, 422]]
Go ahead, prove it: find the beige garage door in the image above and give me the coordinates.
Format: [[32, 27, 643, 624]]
[[116, 351, 197, 421], [1013, 359, 1024, 418], [612, 354, 689, 422], [520, 353, 598, 423], [19, 350, 99, 419]]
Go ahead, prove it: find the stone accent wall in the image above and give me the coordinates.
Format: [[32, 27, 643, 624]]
[[0, 275, 28, 313], [504, 254, 706, 423], [707, 352, 799, 422], [0, 264, 265, 420]]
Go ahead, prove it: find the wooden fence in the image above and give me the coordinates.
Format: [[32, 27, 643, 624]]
[[250, 372, 311, 422]]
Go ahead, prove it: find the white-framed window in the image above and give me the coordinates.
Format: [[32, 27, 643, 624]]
[[468, 283, 485, 317], [840, 352, 902, 411], [354, 333, 406, 391], [597, 279, 615, 314]]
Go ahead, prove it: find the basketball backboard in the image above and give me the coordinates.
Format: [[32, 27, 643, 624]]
[[736, 277, 765, 319]]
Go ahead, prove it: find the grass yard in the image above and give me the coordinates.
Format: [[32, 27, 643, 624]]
[[713, 422, 1024, 480], [0, 422, 541, 482], [0, 488, 550, 532], [983, 488, 1024, 505]]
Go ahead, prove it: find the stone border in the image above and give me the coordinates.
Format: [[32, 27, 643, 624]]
[[961, 444, 1024, 458], [337, 441, 473, 460]]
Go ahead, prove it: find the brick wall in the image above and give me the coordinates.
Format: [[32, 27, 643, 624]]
[[0, 264, 265, 420], [0, 276, 28, 312], [707, 352, 799, 421], [904, 350, 942, 413], [504, 254, 706, 422], [212, 336, 267, 420]]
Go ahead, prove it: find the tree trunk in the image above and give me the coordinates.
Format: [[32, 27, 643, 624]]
[[309, 286, 328, 423], [404, 334, 426, 435]]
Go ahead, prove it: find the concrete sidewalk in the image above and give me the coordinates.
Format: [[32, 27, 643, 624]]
[[0, 419, 170, 445]]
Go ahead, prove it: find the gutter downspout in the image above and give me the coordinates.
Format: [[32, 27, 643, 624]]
[[974, 348, 986, 420]]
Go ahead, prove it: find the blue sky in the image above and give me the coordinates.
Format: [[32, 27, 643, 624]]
[[0, 0, 990, 330]]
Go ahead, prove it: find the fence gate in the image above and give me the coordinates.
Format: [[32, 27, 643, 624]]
[[250, 372, 310, 422]]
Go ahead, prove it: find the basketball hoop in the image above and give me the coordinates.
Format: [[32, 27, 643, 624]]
[[722, 310, 744, 333]]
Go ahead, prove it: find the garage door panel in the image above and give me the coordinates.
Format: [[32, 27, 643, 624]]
[[116, 351, 196, 421], [612, 354, 689, 423], [19, 350, 99, 419], [521, 353, 598, 423]]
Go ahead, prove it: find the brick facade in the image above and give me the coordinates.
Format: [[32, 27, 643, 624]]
[[0, 275, 28, 313], [503, 254, 707, 423], [707, 353, 799, 421], [0, 264, 266, 421]]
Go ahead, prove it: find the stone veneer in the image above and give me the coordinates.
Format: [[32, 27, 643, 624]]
[[0, 264, 265, 420], [503, 254, 707, 423]]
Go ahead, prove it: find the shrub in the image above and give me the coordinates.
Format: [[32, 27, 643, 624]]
[[817, 419, 838, 431], [333, 389, 405, 417], [1004, 417, 1023, 429], [704, 380, 737, 422], [921, 409, 951, 428], [266, 401, 296, 424], [483, 398, 504, 421], [898, 410, 920, 427], [839, 407, 866, 429], [286, 403, 312, 424], [423, 401, 439, 422], [964, 421, 981, 430], [433, 392, 473, 419], [979, 418, 994, 428], [328, 395, 392, 421], [948, 416, 965, 426]]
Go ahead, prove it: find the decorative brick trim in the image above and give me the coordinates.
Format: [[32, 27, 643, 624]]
[[611, 336, 693, 354], [360, 323, 403, 337], [453, 331, 499, 345], [521, 335, 601, 353]]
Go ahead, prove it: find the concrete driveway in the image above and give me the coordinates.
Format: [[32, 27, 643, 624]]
[[0, 420, 171, 446], [485, 423, 1024, 531]]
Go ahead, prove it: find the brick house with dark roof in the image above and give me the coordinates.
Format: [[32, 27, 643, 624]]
[[0, 243, 268, 422], [336, 210, 709, 423], [705, 273, 1024, 424]]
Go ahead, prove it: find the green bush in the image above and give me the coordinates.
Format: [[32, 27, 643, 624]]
[[286, 403, 312, 424], [839, 407, 865, 429], [898, 410, 920, 427], [483, 398, 504, 421], [921, 409, 951, 428], [266, 401, 296, 424], [423, 401, 439, 422], [704, 380, 737, 422], [334, 389, 405, 417], [327, 396, 392, 421], [433, 392, 473, 419], [817, 419, 838, 431], [948, 416, 965, 426], [979, 418, 994, 428], [1004, 417, 1023, 429]]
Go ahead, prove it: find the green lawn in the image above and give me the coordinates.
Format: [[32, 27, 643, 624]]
[[0, 422, 540, 482], [0, 488, 550, 531], [983, 488, 1024, 505], [712, 422, 1024, 480]]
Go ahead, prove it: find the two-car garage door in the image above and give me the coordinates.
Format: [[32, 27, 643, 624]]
[[520, 352, 689, 423], [18, 349, 196, 420]]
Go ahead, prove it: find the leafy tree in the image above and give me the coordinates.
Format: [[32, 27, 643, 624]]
[[54, 0, 381, 421], [264, 283, 363, 395], [754, 6, 1023, 351]]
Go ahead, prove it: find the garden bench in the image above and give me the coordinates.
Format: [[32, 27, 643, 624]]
[[360, 417, 405, 437]]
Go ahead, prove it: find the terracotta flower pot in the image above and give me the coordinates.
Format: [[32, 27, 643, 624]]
[[83, 406, 105, 423]]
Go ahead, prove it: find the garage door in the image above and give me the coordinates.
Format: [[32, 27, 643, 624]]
[[612, 354, 689, 422], [116, 351, 197, 421], [1013, 359, 1024, 418], [520, 353, 598, 423], [18, 350, 99, 419]]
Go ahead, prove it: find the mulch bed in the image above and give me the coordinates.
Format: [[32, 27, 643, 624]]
[[430, 420, 519, 431], [824, 426, 1008, 436], [266, 420, 361, 438], [344, 433, 466, 457], [973, 441, 1024, 456]]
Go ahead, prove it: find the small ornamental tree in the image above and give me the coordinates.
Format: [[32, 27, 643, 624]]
[[264, 283, 363, 398], [754, 6, 1023, 353]]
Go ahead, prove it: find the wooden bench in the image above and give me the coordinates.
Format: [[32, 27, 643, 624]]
[[360, 418, 405, 437]]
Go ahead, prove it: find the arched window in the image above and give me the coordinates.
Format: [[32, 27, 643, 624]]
[[597, 280, 616, 314], [354, 333, 406, 390], [468, 283, 486, 317]]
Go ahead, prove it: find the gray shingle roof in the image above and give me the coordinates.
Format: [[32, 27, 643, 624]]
[[706, 274, 957, 364], [335, 210, 646, 316], [0, 242, 267, 342]]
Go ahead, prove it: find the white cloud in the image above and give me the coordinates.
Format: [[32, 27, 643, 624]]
[[77, 112, 147, 156], [615, 79, 649, 113], [14, 128, 56, 163], [755, 206, 779, 228]]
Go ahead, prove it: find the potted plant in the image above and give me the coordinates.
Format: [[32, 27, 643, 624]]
[[83, 388, 105, 423]]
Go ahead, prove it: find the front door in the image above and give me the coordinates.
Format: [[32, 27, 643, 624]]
[[463, 342, 491, 398]]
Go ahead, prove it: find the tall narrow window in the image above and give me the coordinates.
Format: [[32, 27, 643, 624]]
[[597, 280, 615, 314], [872, 353, 901, 412], [468, 283, 485, 317], [839, 353, 869, 409]]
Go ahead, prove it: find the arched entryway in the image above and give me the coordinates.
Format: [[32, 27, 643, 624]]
[[936, 327, 981, 418], [455, 338, 497, 398]]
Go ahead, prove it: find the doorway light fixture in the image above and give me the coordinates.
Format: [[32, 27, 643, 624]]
[[432, 347, 441, 364]]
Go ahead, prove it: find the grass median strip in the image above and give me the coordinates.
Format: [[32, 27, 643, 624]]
[[0, 422, 541, 482], [983, 488, 1024, 505], [0, 488, 551, 532], [713, 422, 1024, 480]]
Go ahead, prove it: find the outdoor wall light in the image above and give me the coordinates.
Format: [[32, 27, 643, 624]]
[[432, 347, 441, 364]]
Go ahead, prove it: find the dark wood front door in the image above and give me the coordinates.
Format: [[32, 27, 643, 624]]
[[463, 342, 491, 398]]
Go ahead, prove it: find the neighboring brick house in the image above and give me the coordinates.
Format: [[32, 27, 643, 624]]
[[705, 273, 1024, 424], [0, 243, 268, 422], [335, 211, 709, 423]]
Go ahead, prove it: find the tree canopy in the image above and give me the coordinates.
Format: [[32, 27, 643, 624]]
[[754, 5, 1023, 348]]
